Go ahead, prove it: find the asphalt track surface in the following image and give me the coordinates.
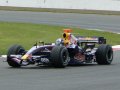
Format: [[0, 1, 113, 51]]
[[0, 51, 120, 90], [0, 11, 120, 90], [0, 11, 120, 33]]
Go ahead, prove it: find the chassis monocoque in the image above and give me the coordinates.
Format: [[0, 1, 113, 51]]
[[7, 29, 113, 68]]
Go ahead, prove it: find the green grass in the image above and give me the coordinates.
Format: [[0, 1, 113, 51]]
[[1, 6, 120, 15], [0, 22, 120, 54]]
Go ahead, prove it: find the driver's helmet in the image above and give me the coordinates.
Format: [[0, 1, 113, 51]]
[[55, 38, 63, 46]]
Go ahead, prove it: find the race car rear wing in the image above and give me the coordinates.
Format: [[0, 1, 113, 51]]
[[77, 36, 106, 44]]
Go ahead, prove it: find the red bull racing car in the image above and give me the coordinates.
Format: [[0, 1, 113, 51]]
[[7, 29, 113, 68]]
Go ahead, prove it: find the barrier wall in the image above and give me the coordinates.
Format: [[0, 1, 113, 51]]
[[0, 0, 120, 11]]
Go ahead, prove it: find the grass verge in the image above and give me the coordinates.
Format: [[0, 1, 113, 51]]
[[0, 6, 120, 15], [0, 22, 120, 54]]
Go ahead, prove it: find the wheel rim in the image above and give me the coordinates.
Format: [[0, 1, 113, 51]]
[[61, 50, 69, 65], [62, 52, 67, 61], [106, 49, 113, 63]]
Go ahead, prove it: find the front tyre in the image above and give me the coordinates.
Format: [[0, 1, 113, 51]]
[[51, 46, 69, 68], [96, 44, 113, 65], [7, 44, 25, 67]]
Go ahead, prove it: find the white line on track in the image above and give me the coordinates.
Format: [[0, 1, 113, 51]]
[[112, 45, 120, 51], [86, 28, 120, 34]]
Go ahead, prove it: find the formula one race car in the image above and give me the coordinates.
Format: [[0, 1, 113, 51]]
[[7, 29, 113, 68]]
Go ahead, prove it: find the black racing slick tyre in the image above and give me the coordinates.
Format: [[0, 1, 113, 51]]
[[96, 44, 113, 65], [7, 45, 25, 67], [51, 46, 69, 68]]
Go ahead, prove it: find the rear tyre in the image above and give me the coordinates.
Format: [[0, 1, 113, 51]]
[[7, 45, 25, 67], [96, 44, 113, 65], [51, 46, 69, 68]]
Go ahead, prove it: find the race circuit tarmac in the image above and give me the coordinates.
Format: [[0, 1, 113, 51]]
[[0, 11, 120, 90], [0, 51, 120, 90], [0, 11, 120, 33]]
